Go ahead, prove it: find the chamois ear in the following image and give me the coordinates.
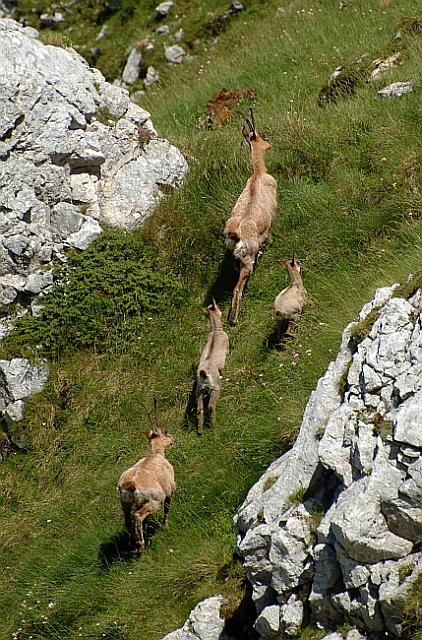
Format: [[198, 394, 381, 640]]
[[211, 297, 217, 310], [278, 260, 288, 270], [138, 430, 151, 440]]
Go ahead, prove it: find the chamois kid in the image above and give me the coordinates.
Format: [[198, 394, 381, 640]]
[[117, 400, 176, 554], [196, 299, 229, 434], [224, 109, 277, 324], [274, 254, 307, 342]]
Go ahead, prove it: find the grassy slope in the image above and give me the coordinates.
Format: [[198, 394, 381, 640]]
[[1, 1, 422, 639]]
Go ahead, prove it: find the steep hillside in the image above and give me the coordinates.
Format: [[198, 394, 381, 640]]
[[1, 1, 422, 639]]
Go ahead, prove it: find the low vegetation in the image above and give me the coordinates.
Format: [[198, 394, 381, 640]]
[[2, 0, 422, 639]]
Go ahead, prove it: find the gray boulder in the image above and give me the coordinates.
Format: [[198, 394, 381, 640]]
[[0, 17, 188, 279], [161, 595, 233, 640]]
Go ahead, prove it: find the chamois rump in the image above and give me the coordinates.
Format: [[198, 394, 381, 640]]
[[224, 109, 277, 324], [196, 299, 229, 434], [117, 400, 175, 554], [274, 254, 307, 342]]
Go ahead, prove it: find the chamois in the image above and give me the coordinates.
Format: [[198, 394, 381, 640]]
[[274, 254, 307, 342], [224, 109, 277, 324], [117, 400, 175, 554], [196, 299, 229, 434]]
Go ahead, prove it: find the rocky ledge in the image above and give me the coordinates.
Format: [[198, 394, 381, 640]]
[[234, 283, 422, 638], [0, 18, 188, 311]]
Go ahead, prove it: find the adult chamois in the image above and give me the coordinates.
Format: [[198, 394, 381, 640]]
[[196, 299, 229, 434], [274, 254, 307, 342], [224, 109, 277, 324], [117, 400, 176, 554]]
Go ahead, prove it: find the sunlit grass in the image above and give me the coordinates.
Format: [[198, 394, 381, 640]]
[[2, 0, 422, 638]]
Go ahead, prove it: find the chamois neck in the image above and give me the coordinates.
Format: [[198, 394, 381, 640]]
[[286, 266, 302, 286], [209, 313, 223, 332], [150, 440, 165, 456], [250, 147, 268, 176]]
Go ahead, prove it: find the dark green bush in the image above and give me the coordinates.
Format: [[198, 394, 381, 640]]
[[5, 230, 183, 358]]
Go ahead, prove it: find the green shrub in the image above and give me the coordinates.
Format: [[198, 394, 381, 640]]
[[4, 230, 183, 358]]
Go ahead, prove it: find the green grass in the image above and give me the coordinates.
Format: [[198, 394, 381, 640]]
[[2, 1, 422, 639]]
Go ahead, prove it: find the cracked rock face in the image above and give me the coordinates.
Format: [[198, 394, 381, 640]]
[[233, 284, 422, 638], [0, 18, 188, 308]]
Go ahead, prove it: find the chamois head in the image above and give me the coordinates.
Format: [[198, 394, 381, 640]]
[[279, 253, 302, 274], [201, 298, 223, 319], [238, 108, 272, 151], [140, 399, 175, 449]]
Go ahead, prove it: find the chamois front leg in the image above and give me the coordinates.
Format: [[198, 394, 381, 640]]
[[196, 389, 205, 435], [208, 388, 221, 425], [229, 260, 253, 325]]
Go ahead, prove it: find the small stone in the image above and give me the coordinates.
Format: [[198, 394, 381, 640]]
[[164, 45, 185, 64], [378, 81, 413, 98], [155, 1, 173, 18]]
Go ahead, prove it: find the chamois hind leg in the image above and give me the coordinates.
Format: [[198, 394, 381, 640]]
[[276, 317, 289, 344], [121, 500, 133, 539], [208, 388, 221, 426], [133, 501, 160, 554], [229, 261, 253, 325], [196, 389, 205, 435]]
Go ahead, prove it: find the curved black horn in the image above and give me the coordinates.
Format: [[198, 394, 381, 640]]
[[153, 397, 161, 431], [291, 253, 296, 266], [249, 108, 257, 134], [237, 110, 254, 132], [141, 402, 155, 429]]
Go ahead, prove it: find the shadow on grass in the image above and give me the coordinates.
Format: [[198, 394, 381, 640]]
[[99, 531, 134, 568], [262, 325, 280, 350], [182, 365, 198, 433], [99, 518, 162, 568], [205, 249, 239, 312]]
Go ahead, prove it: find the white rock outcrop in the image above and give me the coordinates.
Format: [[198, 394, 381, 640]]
[[233, 283, 422, 637], [0, 18, 188, 305]]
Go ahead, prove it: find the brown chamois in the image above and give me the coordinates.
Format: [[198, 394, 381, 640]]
[[196, 298, 229, 434], [224, 109, 277, 324], [274, 254, 307, 342], [117, 400, 176, 554]]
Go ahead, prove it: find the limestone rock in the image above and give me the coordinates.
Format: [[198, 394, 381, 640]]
[[0, 358, 49, 402], [160, 595, 233, 640], [279, 595, 303, 636], [254, 604, 280, 640], [0, 17, 188, 279], [165, 45, 186, 64], [231, 283, 422, 638], [156, 1, 173, 18], [378, 81, 413, 98], [122, 47, 142, 85]]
